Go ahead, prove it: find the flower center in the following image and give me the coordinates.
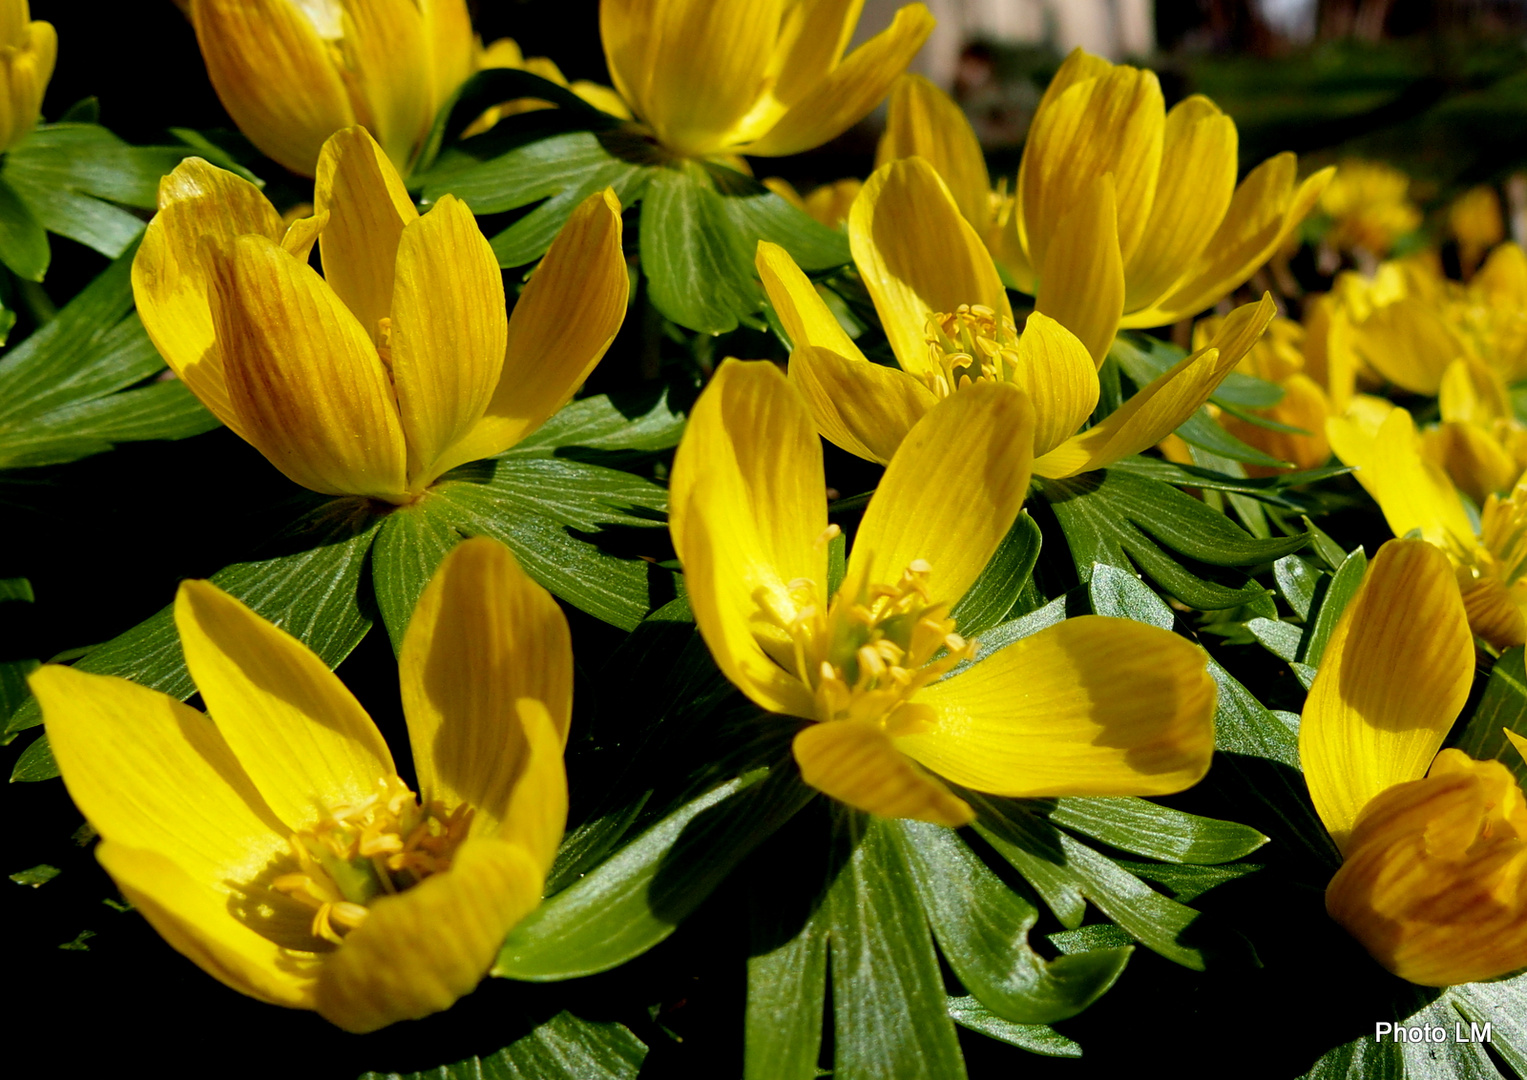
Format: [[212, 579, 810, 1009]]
[[761, 540, 975, 731], [272, 776, 473, 945], [921, 304, 1022, 399]]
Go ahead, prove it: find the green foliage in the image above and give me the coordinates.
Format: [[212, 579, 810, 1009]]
[[357, 1011, 648, 1080]]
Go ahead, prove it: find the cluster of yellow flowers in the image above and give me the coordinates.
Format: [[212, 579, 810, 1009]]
[[11, 0, 1524, 1036]]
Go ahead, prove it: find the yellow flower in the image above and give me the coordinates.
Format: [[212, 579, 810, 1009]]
[[757, 156, 1277, 475], [1301, 537, 1527, 986], [131, 126, 628, 504], [669, 359, 1218, 826], [186, 0, 480, 176], [1317, 160, 1423, 260], [876, 51, 1330, 363], [28, 537, 570, 1032], [599, 0, 934, 160], [1450, 185, 1505, 278], [0, 0, 52, 154], [1327, 399, 1527, 649], [463, 37, 630, 137]]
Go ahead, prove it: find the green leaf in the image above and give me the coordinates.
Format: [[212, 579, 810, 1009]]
[[0, 174, 49, 281], [1247, 616, 1303, 662], [895, 820, 1130, 1025], [746, 879, 828, 1080], [1275, 554, 1322, 619], [640, 162, 760, 334], [1112, 859, 1264, 902], [705, 163, 850, 271], [1107, 455, 1352, 510], [357, 1011, 648, 1080], [1299, 545, 1366, 666], [10, 731, 57, 781], [371, 501, 464, 653], [949, 511, 1042, 636], [9, 863, 59, 887], [1299, 988, 1510, 1080], [495, 769, 813, 980], [825, 816, 969, 1080], [0, 577, 34, 603], [1043, 797, 1268, 865], [1173, 406, 1292, 468], [1452, 646, 1527, 784], [511, 389, 686, 463], [945, 997, 1082, 1059], [1447, 974, 1527, 1078], [1086, 561, 1173, 629]]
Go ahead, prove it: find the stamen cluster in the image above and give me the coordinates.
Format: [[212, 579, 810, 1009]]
[[921, 304, 1022, 398]]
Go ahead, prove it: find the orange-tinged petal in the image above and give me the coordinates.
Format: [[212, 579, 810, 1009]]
[[789, 343, 933, 464], [440, 188, 627, 473], [670, 360, 824, 718], [389, 195, 508, 489], [877, 72, 991, 229], [1349, 298, 1462, 396], [1325, 752, 1527, 986], [1326, 406, 1475, 550], [897, 615, 1216, 797], [741, 4, 934, 158], [191, 0, 356, 177], [133, 157, 286, 436], [1438, 356, 1510, 426], [1300, 539, 1475, 850], [1034, 295, 1276, 478], [314, 837, 545, 1032], [337, 0, 432, 171], [399, 537, 572, 852], [1460, 576, 1527, 651], [1422, 422, 1518, 507], [1221, 372, 1330, 475], [1034, 172, 1126, 366], [851, 380, 1033, 609], [314, 126, 419, 349], [213, 234, 409, 499], [175, 579, 397, 832], [793, 720, 974, 826], [850, 157, 1009, 379]]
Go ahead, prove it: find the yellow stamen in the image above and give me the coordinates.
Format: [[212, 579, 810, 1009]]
[[921, 304, 1021, 399]]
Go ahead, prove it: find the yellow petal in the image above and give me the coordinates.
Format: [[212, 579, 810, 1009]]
[[1438, 356, 1510, 426], [1326, 406, 1475, 550], [1034, 172, 1126, 366], [315, 837, 544, 1032], [741, 4, 935, 158], [1349, 298, 1462, 396], [1325, 753, 1527, 986], [896, 615, 1216, 797], [789, 343, 933, 464], [1460, 576, 1527, 651], [440, 188, 628, 473], [98, 842, 321, 1009], [1474, 241, 1527, 308], [190, 0, 356, 177], [399, 537, 571, 855], [1423, 422, 1519, 507], [420, 0, 475, 108], [1005, 313, 1100, 459], [793, 720, 974, 826], [0, 17, 53, 153], [1019, 61, 1163, 272], [313, 126, 419, 349], [389, 195, 508, 489], [1300, 539, 1475, 850], [756, 238, 867, 362], [29, 664, 289, 890], [669, 360, 825, 719], [1034, 294, 1276, 478], [335, 0, 431, 172], [1127, 160, 1333, 328], [760, 0, 864, 111], [1220, 372, 1331, 475], [877, 73, 991, 229], [133, 157, 285, 436], [175, 579, 397, 831], [1123, 96, 1238, 312], [851, 380, 1034, 609], [850, 157, 1009, 380], [494, 699, 571, 876]]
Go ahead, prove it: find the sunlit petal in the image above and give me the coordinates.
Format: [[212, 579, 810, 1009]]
[[793, 719, 974, 826]]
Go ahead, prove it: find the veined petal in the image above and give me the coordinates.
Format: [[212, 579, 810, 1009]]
[[790, 344, 933, 464], [315, 837, 544, 1032], [399, 538, 572, 850], [1034, 294, 1276, 478], [0, 17, 52, 153], [1460, 576, 1527, 651], [389, 195, 508, 489], [741, 4, 934, 158], [337, 0, 432, 171], [763, 0, 864, 111], [877, 73, 991, 230], [314, 126, 419, 348], [1300, 539, 1475, 850], [1422, 422, 1518, 507], [851, 380, 1034, 609], [214, 234, 409, 499], [897, 615, 1216, 796], [1034, 172, 1126, 366], [133, 157, 285, 436], [98, 843, 321, 1009], [793, 720, 974, 826], [757, 239, 867, 361], [1123, 96, 1238, 312], [1010, 312, 1099, 458], [175, 580, 397, 832], [669, 360, 825, 719], [191, 0, 356, 177], [1126, 160, 1333, 328], [29, 664, 289, 892], [1325, 752, 1527, 986], [1349, 298, 1462, 396], [420, 0, 476, 108], [440, 189, 627, 474], [850, 157, 1009, 379], [1019, 62, 1163, 272]]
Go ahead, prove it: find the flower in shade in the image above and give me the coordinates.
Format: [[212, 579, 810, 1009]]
[[1301, 537, 1527, 986], [757, 156, 1277, 476], [1316, 160, 1422, 262], [0, 0, 53, 154], [599, 0, 934, 160], [669, 359, 1218, 826], [132, 125, 628, 504], [29, 537, 571, 1032], [875, 51, 1330, 363]]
